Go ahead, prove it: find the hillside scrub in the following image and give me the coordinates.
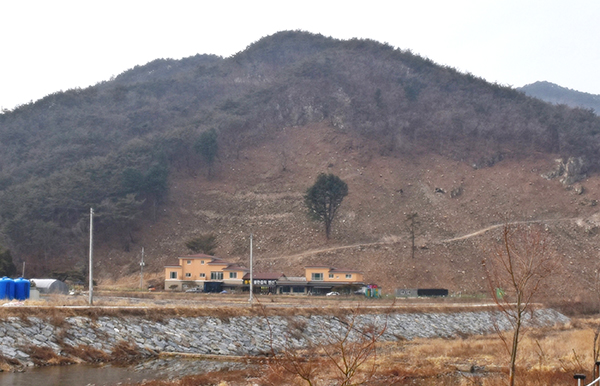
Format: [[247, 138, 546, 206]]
[[1, 31, 600, 286]]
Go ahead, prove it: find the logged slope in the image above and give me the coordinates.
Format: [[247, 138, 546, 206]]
[[0, 31, 600, 298], [120, 122, 600, 298]]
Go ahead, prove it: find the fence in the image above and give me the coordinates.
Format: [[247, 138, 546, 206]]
[[575, 362, 600, 385]]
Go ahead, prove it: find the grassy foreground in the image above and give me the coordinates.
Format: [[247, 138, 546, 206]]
[[1, 294, 597, 385], [119, 320, 595, 385]]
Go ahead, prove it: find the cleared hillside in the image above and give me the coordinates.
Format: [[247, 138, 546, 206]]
[[109, 122, 600, 299]]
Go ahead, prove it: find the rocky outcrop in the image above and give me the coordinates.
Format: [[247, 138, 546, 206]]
[[0, 309, 569, 367], [542, 157, 588, 185]]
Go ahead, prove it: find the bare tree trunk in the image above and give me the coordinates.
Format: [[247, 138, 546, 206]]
[[509, 311, 522, 386], [483, 223, 555, 386]]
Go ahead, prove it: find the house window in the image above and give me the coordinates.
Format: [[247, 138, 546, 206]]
[[201, 260, 205, 265], [185, 273, 192, 278], [210, 271, 223, 280], [200, 273, 206, 278], [329, 274, 334, 278], [346, 274, 352, 279], [229, 272, 237, 279], [170, 271, 177, 279], [311, 273, 323, 281], [187, 260, 192, 265]]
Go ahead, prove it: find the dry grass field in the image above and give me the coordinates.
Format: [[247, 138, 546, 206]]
[[118, 321, 596, 385]]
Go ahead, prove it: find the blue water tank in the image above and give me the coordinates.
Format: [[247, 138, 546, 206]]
[[14, 278, 30, 301], [6, 277, 14, 300], [0, 277, 14, 300], [0, 277, 6, 299]]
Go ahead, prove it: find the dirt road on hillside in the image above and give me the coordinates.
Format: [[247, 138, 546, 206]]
[[263, 217, 578, 262], [440, 217, 575, 242]]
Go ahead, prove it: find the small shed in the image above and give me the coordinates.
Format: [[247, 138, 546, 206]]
[[30, 279, 69, 295], [395, 288, 449, 298], [395, 288, 418, 298]]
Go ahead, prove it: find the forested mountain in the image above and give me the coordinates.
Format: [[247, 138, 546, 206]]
[[519, 81, 600, 114], [1, 31, 600, 293]]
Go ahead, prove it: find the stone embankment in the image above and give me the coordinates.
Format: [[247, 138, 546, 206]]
[[0, 309, 569, 367]]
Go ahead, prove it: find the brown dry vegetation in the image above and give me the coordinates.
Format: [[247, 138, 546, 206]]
[[23, 345, 77, 366], [58, 344, 111, 364], [20, 339, 152, 369], [119, 320, 598, 386], [0, 353, 21, 372], [99, 120, 600, 302]]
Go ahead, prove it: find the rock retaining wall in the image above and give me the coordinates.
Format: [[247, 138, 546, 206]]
[[0, 309, 569, 366]]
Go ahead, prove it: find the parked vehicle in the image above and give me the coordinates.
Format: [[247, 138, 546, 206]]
[[326, 291, 340, 296], [185, 287, 203, 293], [354, 286, 367, 295]]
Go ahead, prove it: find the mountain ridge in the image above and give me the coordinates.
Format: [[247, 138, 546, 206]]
[[518, 80, 600, 114]]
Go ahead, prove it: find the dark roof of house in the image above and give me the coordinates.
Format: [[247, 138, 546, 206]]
[[167, 255, 234, 267], [330, 268, 363, 273], [166, 254, 248, 270], [179, 253, 216, 259], [207, 258, 230, 265], [223, 264, 249, 272], [304, 265, 363, 273]]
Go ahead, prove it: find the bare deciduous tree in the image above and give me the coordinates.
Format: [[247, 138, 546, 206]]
[[260, 303, 388, 386], [580, 260, 600, 379], [482, 223, 555, 386], [320, 314, 385, 386]]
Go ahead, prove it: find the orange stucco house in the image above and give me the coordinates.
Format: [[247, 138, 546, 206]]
[[303, 265, 365, 294], [164, 254, 248, 292], [164, 254, 366, 294]]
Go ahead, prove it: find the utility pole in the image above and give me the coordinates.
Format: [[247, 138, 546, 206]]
[[249, 234, 253, 304], [140, 247, 145, 290], [88, 207, 94, 306]]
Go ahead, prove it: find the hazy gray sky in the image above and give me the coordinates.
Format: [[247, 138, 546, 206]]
[[1, 0, 599, 111]]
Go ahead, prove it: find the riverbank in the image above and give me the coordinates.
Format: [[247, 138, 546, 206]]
[[0, 305, 569, 370]]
